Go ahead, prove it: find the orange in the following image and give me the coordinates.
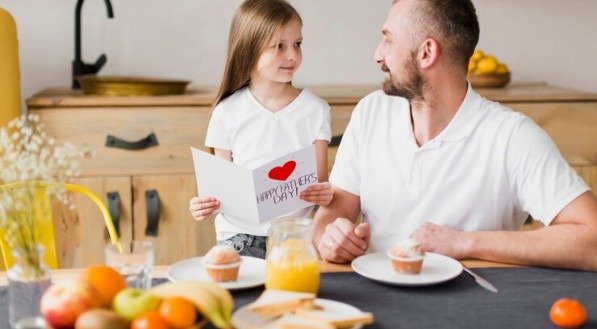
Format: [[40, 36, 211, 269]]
[[79, 265, 127, 307], [549, 298, 587, 328], [158, 296, 197, 328], [131, 312, 170, 329]]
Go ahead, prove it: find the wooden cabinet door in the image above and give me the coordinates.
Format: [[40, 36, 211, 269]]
[[132, 174, 216, 265], [54, 176, 132, 268]]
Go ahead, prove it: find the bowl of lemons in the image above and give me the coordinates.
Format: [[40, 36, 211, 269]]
[[467, 49, 510, 88]]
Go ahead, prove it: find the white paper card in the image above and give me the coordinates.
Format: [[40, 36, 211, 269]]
[[191, 145, 318, 223]]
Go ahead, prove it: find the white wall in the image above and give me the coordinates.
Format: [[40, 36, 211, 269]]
[[1, 0, 596, 105]]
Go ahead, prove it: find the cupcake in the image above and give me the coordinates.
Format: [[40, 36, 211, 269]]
[[387, 238, 425, 274], [202, 245, 242, 282]]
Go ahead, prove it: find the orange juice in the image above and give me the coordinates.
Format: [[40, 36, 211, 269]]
[[265, 238, 320, 293]]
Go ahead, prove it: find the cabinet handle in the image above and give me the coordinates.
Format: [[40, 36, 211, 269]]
[[107, 191, 121, 237], [105, 132, 159, 150], [329, 134, 343, 147], [145, 189, 160, 237]]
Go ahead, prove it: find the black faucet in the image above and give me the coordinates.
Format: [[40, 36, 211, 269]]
[[72, 0, 114, 89]]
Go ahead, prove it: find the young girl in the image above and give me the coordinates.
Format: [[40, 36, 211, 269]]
[[189, 0, 333, 258]]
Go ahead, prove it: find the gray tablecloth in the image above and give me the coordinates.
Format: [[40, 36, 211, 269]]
[[231, 267, 597, 329], [1, 268, 595, 329]]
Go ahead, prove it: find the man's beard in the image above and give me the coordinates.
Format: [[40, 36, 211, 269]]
[[381, 53, 424, 101]]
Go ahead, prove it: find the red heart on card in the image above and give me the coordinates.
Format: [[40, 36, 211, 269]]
[[268, 161, 296, 181]]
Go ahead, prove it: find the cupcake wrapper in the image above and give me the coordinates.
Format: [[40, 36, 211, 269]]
[[391, 259, 424, 275], [206, 266, 240, 282], [386, 250, 424, 274]]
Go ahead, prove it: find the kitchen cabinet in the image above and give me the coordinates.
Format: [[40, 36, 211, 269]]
[[26, 83, 596, 268], [27, 91, 217, 268]]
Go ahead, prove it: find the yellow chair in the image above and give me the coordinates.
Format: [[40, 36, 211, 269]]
[[0, 7, 22, 126], [0, 181, 120, 270]]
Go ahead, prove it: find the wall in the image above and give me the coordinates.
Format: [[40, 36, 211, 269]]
[[1, 0, 596, 105]]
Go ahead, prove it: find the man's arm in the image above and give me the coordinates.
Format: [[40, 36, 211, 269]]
[[313, 187, 369, 263], [413, 191, 597, 271]]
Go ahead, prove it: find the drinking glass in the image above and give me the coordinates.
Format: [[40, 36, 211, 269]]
[[105, 241, 154, 289]]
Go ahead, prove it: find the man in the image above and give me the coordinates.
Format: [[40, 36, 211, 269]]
[[313, 0, 597, 271]]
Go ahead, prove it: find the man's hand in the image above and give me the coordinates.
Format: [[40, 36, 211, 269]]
[[300, 182, 333, 206], [410, 222, 472, 259], [317, 218, 370, 263]]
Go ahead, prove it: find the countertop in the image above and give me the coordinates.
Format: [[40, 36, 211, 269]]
[[26, 83, 597, 109]]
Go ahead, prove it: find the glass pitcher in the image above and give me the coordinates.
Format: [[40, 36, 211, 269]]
[[265, 217, 320, 293]]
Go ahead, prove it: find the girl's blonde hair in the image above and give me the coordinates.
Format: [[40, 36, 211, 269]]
[[213, 0, 302, 107]]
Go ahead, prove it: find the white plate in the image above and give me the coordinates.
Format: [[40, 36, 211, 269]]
[[352, 252, 463, 286], [167, 256, 266, 290], [232, 298, 365, 329]]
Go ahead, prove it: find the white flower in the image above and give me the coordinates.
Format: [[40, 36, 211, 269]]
[[0, 114, 84, 255]]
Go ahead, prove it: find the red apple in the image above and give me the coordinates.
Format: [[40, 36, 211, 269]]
[[40, 280, 99, 329]]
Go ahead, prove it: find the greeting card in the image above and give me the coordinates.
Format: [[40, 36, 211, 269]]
[[191, 145, 318, 223]]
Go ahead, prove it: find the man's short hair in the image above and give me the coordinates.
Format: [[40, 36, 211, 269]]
[[399, 0, 480, 71]]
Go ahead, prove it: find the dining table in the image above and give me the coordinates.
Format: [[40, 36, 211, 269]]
[[1, 259, 596, 329]]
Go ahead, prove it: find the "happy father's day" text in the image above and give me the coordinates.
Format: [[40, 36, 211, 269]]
[[256, 173, 317, 205]]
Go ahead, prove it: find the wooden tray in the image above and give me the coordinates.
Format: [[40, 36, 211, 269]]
[[468, 72, 510, 88], [78, 75, 190, 96]]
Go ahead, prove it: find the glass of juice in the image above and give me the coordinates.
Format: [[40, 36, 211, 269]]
[[265, 217, 320, 294]]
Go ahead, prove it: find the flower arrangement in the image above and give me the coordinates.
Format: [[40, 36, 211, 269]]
[[0, 114, 81, 272], [0, 114, 80, 185]]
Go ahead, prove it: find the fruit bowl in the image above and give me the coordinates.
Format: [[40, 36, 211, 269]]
[[39, 265, 234, 329], [468, 72, 510, 88]]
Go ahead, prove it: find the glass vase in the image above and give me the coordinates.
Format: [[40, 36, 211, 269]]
[[8, 245, 51, 329]]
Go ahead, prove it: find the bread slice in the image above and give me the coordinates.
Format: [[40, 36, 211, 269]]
[[294, 309, 374, 328], [269, 313, 334, 329], [249, 289, 317, 317]]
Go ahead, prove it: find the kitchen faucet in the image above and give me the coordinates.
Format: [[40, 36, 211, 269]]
[[72, 0, 114, 89]]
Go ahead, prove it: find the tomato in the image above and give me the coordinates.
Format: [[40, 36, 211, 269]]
[[549, 298, 587, 328], [131, 312, 169, 329]]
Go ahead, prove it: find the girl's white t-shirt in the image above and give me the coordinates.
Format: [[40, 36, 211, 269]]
[[205, 87, 331, 240]]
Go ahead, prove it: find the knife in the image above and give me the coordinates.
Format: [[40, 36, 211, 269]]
[[463, 267, 498, 293]]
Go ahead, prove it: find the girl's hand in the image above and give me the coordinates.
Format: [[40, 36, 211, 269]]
[[189, 196, 220, 221], [300, 182, 333, 206]]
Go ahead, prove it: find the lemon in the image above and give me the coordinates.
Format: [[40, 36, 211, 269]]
[[470, 49, 484, 62], [496, 63, 509, 74], [468, 59, 477, 73], [475, 56, 498, 74]]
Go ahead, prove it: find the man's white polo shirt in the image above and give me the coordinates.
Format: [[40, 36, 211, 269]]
[[330, 86, 589, 252]]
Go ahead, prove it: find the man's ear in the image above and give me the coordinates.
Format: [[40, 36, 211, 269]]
[[419, 38, 440, 69]]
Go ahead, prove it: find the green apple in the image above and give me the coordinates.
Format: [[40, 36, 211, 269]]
[[111, 288, 160, 321]]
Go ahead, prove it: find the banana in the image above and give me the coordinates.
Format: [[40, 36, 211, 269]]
[[150, 281, 232, 328], [198, 281, 234, 324]]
